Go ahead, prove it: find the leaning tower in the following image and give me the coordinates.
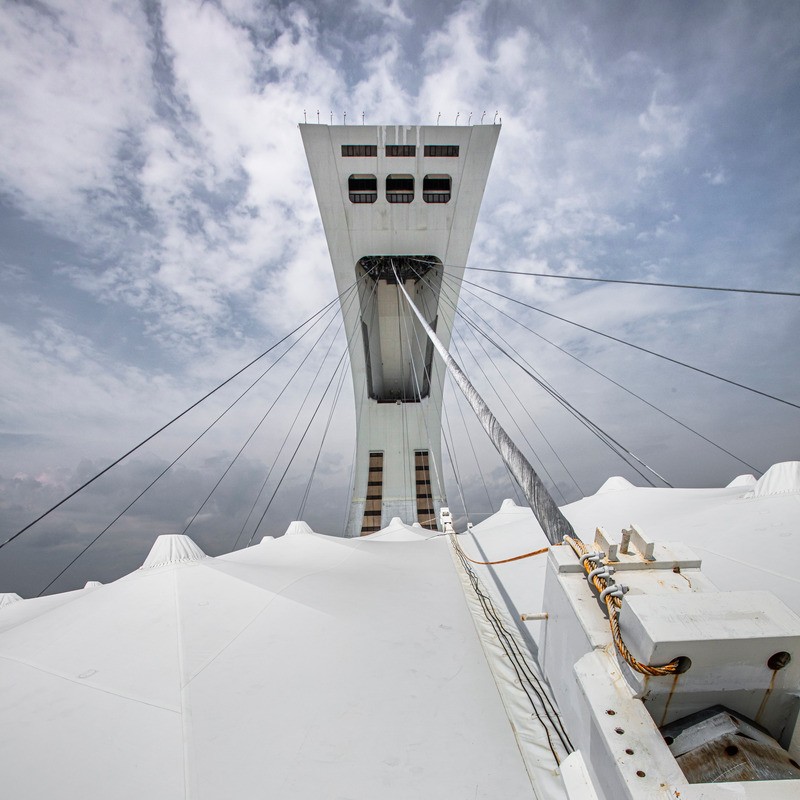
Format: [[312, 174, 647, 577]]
[[301, 123, 499, 535]]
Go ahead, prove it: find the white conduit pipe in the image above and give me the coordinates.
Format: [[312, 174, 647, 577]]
[[394, 269, 575, 545]]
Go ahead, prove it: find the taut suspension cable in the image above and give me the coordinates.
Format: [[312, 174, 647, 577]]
[[392, 266, 574, 545]]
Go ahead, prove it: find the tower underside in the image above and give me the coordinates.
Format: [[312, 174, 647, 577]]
[[301, 123, 499, 535]]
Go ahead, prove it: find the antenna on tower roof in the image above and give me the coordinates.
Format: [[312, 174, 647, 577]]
[[344, 111, 347, 125], [493, 111, 498, 124], [436, 112, 441, 125], [481, 110, 486, 124], [455, 112, 459, 125], [362, 111, 365, 125], [303, 109, 307, 123], [468, 112, 472, 125]]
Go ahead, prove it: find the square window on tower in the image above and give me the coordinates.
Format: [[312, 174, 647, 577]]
[[386, 174, 414, 203], [423, 175, 451, 203], [348, 174, 378, 204]]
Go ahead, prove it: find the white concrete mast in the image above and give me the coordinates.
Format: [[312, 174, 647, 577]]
[[301, 123, 499, 535]]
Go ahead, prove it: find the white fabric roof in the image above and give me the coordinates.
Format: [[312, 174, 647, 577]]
[[0, 520, 539, 799], [3, 462, 798, 798], [461, 461, 800, 655]]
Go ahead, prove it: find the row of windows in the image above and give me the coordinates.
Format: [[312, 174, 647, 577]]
[[349, 174, 451, 204], [341, 144, 460, 158]]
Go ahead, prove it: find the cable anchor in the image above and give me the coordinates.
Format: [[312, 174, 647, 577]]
[[600, 584, 629, 602]]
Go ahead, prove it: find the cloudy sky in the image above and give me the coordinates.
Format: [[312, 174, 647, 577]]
[[1, 0, 798, 595]]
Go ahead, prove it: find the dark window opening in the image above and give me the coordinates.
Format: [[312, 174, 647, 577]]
[[424, 145, 459, 157], [349, 174, 377, 204], [423, 174, 451, 204], [386, 174, 414, 203], [421, 316, 437, 397], [342, 144, 377, 157], [415, 450, 436, 530], [386, 144, 416, 157], [361, 321, 374, 398], [362, 452, 384, 536]]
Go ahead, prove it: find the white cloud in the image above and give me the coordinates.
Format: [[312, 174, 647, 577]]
[[0, 0, 798, 591], [702, 167, 727, 185], [0, 1, 153, 222]]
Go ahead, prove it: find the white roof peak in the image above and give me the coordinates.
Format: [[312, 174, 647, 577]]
[[595, 476, 636, 494], [284, 521, 315, 537], [0, 592, 23, 609], [140, 534, 206, 570], [748, 461, 800, 498], [727, 473, 757, 488]]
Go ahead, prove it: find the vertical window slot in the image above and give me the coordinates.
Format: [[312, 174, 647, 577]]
[[415, 450, 436, 529], [362, 452, 384, 534]]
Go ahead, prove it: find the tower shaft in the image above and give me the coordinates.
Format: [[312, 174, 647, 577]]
[[301, 124, 499, 535]]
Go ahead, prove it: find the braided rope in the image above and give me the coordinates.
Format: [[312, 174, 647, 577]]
[[457, 544, 553, 566], [564, 535, 680, 677]]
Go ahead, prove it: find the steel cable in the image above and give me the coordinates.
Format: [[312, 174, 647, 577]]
[[0, 288, 356, 553], [452, 280, 764, 474], [462, 277, 800, 411]]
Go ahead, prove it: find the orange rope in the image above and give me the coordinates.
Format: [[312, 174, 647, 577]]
[[563, 535, 679, 677], [458, 544, 554, 565]]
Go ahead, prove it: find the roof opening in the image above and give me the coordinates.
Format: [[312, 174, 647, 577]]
[[349, 174, 377, 204], [423, 175, 451, 203], [386, 174, 414, 203]]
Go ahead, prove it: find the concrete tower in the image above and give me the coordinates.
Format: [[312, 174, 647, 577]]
[[301, 123, 499, 535]]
